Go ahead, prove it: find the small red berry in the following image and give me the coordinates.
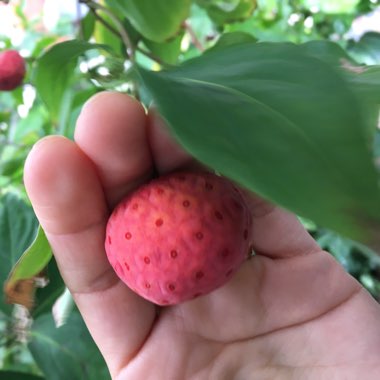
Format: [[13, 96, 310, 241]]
[[0, 50, 26, 91]]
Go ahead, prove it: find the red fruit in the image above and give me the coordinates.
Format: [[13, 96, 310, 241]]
[[0, 50, 26, 91], [105, 171, 253, 306]]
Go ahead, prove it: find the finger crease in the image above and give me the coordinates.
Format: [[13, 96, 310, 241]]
[[70, 266, 120, 296], [46, 214, 108, 237]]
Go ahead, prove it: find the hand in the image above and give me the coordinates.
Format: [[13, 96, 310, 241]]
[[24, 92, 380, 380]]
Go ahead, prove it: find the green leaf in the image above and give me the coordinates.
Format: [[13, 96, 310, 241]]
[[105, 0, 191, 42], [80, 11, 96, 41], [348, 32, 380, 65], [347, 66, 380, 103], [5, 226, 52, 289], [143, 31, 184, 65], [298, 41, 380, 137], [29, 313, 110, 380], [137, 42, 380, 247], [299, 40, 354, 66], [0, 372, 44, 380], [0, 193, 38, 315], [13, 105, 48, 143], [210, 31, 257, 51], [0, 155, 26, 177], [33, 40, 109, 120], [197, 0, 257, 26], [65, 87, 100, 140], [31, 35, 58, 58], [4, 226, 53, 312]]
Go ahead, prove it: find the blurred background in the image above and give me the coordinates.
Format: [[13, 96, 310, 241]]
[[1, 0, 380, 378]]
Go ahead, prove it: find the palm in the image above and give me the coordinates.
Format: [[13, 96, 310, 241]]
[[120, 254, 379, 380], [24, 93, 380, 380]]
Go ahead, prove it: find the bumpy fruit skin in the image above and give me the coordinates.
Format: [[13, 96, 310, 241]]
[[105, 171, 252, 305], [0, 50, 26, 91]]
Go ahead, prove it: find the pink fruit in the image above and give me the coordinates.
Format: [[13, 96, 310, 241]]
[[105, 171, 252, 305], [0, 50, 26, 91]]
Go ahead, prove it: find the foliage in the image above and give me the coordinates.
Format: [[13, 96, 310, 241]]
[[0, 0, 380, 378]]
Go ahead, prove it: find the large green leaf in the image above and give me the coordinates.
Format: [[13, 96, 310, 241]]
[[210, 31, 257, 51], [29, 313, 110, 380], [0, 372, 44, 380], [347, 66, 380, 103], [298, 40, 354, 66], [298, 41, 380, 134], [105, 0, 191, 42], [137, 42, 380, 248], [33, 40, 109, 120], [0, 194, 38, 315]]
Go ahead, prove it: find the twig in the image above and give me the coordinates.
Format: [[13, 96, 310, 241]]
[[136, 47, 168, 67], [183, 21, 205, 52], [81, 0, 135, 62], [86, 5, 167, 67], [90, 8, 119, 37]]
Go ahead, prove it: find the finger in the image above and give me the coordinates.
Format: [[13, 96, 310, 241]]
[[147, 108, 200, 173], [246, 195, 321, 258], [24, 137, 156, 377], [75, 91, 153, 208]]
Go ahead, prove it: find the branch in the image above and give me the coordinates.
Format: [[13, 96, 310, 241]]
[[136, 47, 169, 67], [80, 0, 135, 62], [183, 21, 205, 52], [90, 8, 119, 37], [83, 2, 168, 67]]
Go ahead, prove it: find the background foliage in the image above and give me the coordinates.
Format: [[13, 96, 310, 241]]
[[1, 0, 380, 378]]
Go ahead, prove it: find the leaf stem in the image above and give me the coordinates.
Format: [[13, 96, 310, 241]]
[[183, 21, 205, 52], [81, 0, 135, 62], [83, 2, 168, 66], [136, 47, 168, 67], [90, 7, 120, 38]]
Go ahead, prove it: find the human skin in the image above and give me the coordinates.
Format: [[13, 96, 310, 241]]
[[24, 92, 380, 379]]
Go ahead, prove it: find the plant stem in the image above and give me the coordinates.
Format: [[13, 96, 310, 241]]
[[85, 4, 167, 66], [90, 8, 120, 37], [183, 21, 205, 52], [136, 47, 168, 67], [81, 0, 135, 62]]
